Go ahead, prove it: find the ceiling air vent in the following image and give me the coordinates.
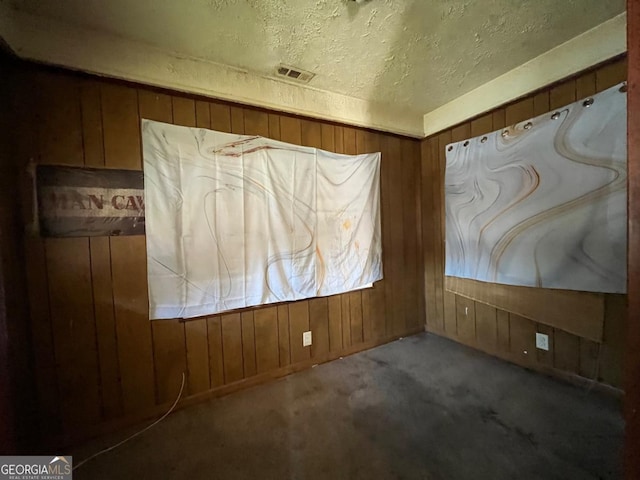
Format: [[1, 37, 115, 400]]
[[275, 65, 315, 84]]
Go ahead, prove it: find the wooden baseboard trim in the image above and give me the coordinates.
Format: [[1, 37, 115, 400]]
[[53, 326, 424, 450], [425, 327, 623, 399]]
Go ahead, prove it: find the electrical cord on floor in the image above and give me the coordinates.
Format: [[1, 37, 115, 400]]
[[73, 372, 186, 471]]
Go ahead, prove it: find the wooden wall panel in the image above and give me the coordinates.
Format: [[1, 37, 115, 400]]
[[103, 84, 157, 415], [422, 56, 628, 389], [401, 140, 421, 332], [445, 277, 605, 342], [221, 313, 244, 383], [139, 91, 189, 406], [185, 319, 210, 395], [184, 99, 213, 396], [89, 237, 123, 419], [14, 64, 422, 445], [207, 316, 225, 387], [254, 307, 279, 374], [47, 238, 100, 430], [241, 312, 257, 378], [475, 302, 497, 351]]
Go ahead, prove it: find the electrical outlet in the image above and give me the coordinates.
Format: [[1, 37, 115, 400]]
[[303, 331, 312, 347], [536, 333, 549, 351]]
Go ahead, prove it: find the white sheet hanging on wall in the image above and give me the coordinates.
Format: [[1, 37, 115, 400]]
[[143, 120, 382, 319], [444, 82, 627, 294]]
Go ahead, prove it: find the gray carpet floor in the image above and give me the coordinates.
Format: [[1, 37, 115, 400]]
[[72, 333, 623, 480]]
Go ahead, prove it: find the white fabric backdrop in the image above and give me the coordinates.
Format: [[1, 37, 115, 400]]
[[445, 82, 627, 293], [143, 120, 382, 319]]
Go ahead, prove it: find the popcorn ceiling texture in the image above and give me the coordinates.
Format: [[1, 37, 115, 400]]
[[8, 0, 624, 114]]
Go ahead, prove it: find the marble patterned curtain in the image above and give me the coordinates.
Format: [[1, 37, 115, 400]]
[[143, 120, 382, 319], [445, 82, 627, 294]]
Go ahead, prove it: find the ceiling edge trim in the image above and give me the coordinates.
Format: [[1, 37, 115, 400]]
[[423, 12, 627, 138], [0, 8, 425, 138]]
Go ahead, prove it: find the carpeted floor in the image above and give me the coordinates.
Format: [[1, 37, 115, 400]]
[[72, 333, 623, 480]]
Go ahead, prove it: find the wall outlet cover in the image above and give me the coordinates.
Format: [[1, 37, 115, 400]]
[[536, 333, 549, 351], [303, 331, 312, 347]]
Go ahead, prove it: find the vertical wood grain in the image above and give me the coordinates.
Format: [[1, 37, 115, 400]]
[[241, 312, 257, 378], [536, 324, 554, 368], [80, 79, 105, 167], [469, 114, 495, 349], [554, 330, 581, 374], [323, 124, 345, 350], [211, 103, 232, 133], [277, 305, 291, 367], [496, 310, 510, 353], [378, 134, 395, 337], [221, 313, 243, 383], [101, 84, 141, 169], [387, 136, 406, 335], [279, 116, 312, 363], [327, 295, 343, 352], [243, 109, 269, 137], [421, 138, 437, 331], [302, 120, 331, 357], [102, 84, 156, 414], [151, 320, 187, 404], [341, 294, 352, 348], [110, 235, 155, 413], [25, 237, 60, 435], [437, 133, 453, 334], [455, 295, 476, 345], [185, 319, 211, 395], [532, 91, 550, 117], [46, 238, 101, 430], [475, 303, 497, 351], [34, 71, 84, 167], [549, 79, 577, 110], [343, 127, 364, 345], [89, 237, 123, 419], [601, 294, 627, 386], [356, 130, 374, 340], [575, 67, 600, 380], [182, 96, 212, 396], [289, 301, 311, 363], [443, 291, 457, 337], [172, 97, 196, 127], [195, 101, 211, 129], [254, 307, 279, 373], [596, 58, 627, 92], [139, 90, 188, 406], [81, 78, 122, 419], [427, 137, 444, 332], [309, 298, 330, 358], [401, 139, 421, 331], [268, 113, 281, 140], [230, 106, 244, 134], [207, 316, 225, 387], [509, 314, 536, 365]]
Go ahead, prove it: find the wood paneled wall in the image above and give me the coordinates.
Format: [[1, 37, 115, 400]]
[[421, 56, 628, 389], [10, 64, 423, 446], [1, 54, 36, 453]]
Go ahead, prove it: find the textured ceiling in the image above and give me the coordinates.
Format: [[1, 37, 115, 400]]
[[8, 0, 625, 116]]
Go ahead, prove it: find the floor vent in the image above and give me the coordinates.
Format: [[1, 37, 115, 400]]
[[275, 65, 315, 84]]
